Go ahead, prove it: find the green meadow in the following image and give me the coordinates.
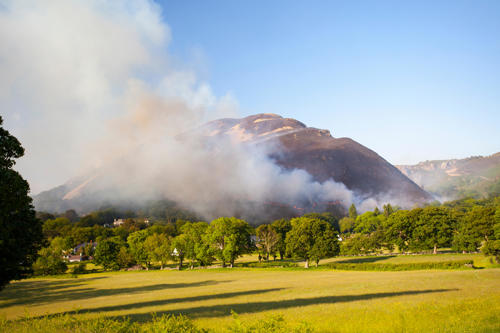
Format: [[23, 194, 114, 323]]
[[1, 254, 499, 332]]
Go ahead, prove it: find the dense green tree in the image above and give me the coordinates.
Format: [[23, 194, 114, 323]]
[[144, 233, 171, 269], [410, 207, 454, 253], [127, 230, 151, 269], [32, 237, 68, 276], [207, 217, 253, 267], [171, 234, 188, 269], [94, 238, 121, 270], [339, 217, 355, 233], [42, 217, 72, 239], [116, 246, 135, 269], [354, 212, 385, 234], [383, 204, 394, 217], [0, 116, 42, 289], [453, 206, 495, 252], [340, 230, 387, 255], [384, 209, 419, 253], [302, 212, 340, 232], [286, 217, 339, 268], [256, 224, 279, 260], [271, 218, 291, 260], [196, 232, 215, 267], [349, 204, 358, 220], [181, 222, 210, 268]]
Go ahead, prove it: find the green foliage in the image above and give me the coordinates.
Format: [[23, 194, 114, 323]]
[[302, 212, 339, 232], [116, 246, 135, 269], [207, 217, 253, 267], [354, 211, 385, 234], [271, 218, 291, 260], [128, 230, 151, 268], [410, 206, 454, 253], [230, 312, 313, 333], [172, 234, 188, 269], [181, 221, 210, 268], [42, 217, 72, 239], [348, 203, 358, 219], [71, 262, 87, 274], [144, 233, 171, 269], [256, 224, 279, 260], [340, 231, 386, 255], [383, 203, 394, 217], [286, 217, 339, 267], [384, 209, 418, 253], [32, 238, 68, 275], [339, 217, 355, 233], [94, 238, 121, 270], [0, 116, 42, 289], [327, 260, 474, 271], [453, 206, 496, 252]]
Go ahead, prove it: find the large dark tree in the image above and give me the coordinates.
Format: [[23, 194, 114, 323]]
[[0, 116, 42, 289]]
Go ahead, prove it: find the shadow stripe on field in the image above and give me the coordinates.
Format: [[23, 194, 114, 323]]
[[118, 288, 459, 322]]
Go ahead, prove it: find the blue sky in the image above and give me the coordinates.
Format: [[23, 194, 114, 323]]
[[159, 0, 500, 165]]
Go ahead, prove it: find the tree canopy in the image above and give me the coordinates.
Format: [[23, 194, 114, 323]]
[[0, 116, 42, 289]]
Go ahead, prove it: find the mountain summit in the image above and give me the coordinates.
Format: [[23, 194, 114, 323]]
[[198, 113, 431, 202], [34, 113, 431, 217]]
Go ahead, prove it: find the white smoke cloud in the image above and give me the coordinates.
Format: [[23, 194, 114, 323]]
[[0, 0, 405, 219], [0, 0, 234, 193]]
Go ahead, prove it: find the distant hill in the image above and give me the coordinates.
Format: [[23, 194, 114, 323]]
[[34, 113, 431, 218], [396, 153, 500, 200]]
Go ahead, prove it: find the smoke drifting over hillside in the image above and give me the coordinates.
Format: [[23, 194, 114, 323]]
[[2, 1, 417, 219]]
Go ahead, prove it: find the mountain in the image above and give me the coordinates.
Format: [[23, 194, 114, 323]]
[[396, 153, 500, 200], [34, 113, 431, 217], [199, 114, 431, 202]]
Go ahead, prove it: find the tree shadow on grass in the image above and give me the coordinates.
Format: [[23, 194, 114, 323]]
[[0, 279, 230, 309], [34, 288, 285, 318], [118, 288, 458, 322], [335, 255, 396, 264]]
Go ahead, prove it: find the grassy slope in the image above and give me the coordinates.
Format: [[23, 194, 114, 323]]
[[1, 255, 499, 332]]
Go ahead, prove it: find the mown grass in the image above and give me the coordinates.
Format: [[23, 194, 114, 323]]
[[0, 254, 499, 332]]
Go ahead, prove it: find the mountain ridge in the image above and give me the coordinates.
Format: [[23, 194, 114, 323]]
[[34, 113, 432, 217]]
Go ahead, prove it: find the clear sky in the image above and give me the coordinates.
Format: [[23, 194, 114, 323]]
[[159, 0, 500, 165]]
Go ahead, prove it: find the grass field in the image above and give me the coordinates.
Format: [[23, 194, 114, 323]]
[[1, 254, 499, 332]]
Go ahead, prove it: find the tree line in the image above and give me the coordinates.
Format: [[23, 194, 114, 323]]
[[33, 195, 500, 275]]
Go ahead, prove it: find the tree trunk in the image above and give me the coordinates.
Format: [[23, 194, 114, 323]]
[[178, 258, 183, 270], [266, 253, 269, 261], [315, 260, 319, 267], [230, 262, 233, 268], [433, 244, 437, 254], [305, 259, 309, 269], [222, 260, 226, 268], [280, 252, 284, 260]]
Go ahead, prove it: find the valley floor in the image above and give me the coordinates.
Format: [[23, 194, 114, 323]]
[[1, 254, 499, 332]]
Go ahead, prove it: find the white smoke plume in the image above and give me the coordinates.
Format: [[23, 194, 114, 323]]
[[0, 0, 397, 220]]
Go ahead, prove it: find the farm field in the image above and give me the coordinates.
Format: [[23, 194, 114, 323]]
[[1, 254, 499, 332]]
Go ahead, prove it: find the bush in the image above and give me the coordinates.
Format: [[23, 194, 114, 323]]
[[71, 262, 87, 274], [142, 314, 207, 333], [229, 312, 313, 333], [327, 260, 474, 271], [32, 246, 67, 276], [238, 261, 297, 268]]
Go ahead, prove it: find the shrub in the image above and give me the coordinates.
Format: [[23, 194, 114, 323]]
[[327, 260, 474, 271]]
